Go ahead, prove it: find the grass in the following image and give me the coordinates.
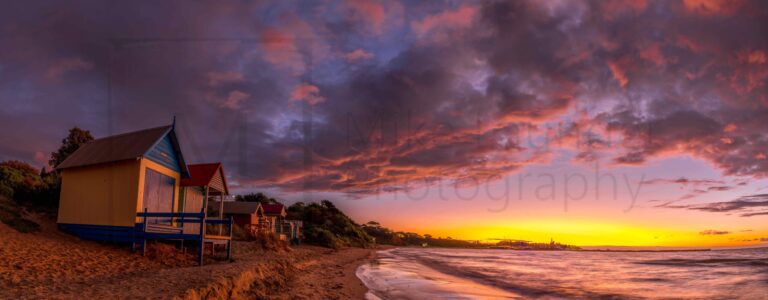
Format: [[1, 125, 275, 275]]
[[0, 197, 40, 233]]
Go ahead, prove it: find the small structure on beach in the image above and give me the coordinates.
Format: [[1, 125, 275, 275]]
[[208, 200, 265, 235], [262, 204, 287, 236], [282, 219, 303, 244], [181, 163, 229, 233], [56, 123, 233, 265], [261, 203, 302, 243]]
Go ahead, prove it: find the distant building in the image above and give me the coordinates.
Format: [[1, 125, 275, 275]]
[[262, 203, 287, 235], [208, 200, 264, 234]]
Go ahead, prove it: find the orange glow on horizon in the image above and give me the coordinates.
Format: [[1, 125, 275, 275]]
[[393, 220, 768, 248]]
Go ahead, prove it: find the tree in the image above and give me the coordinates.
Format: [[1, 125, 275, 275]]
[[234, 192, 279, 205], [0, 160, 43, 200], [49, 127, 94, 168]]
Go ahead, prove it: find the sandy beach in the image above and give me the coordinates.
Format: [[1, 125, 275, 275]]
[[0, 216, 377, 299]]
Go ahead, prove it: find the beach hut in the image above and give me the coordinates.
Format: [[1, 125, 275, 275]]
[[56, 124, 233, 264], [262, 203, 287, 236], [282, 219, 303, 244], [208, 200, 265, 235], [57, 125, 189, 230], [180, 163, 229, 233]]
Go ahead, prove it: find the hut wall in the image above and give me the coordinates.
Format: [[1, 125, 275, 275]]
[[182, 186, 204, 234], [57, 160, 141, 227]]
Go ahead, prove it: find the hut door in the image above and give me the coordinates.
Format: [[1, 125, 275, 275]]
[[143, 168, 175, 224]]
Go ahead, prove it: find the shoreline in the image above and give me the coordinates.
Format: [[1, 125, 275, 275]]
[[267, 246, 378, 299]]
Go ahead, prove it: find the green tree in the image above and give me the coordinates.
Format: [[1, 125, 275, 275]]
[[234, 192, 279, 205], [49, 127, 94, 168], [0, 161, 43, 200]]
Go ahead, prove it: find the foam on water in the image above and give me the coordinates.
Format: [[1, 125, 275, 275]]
[[356, 247, 768, 299]]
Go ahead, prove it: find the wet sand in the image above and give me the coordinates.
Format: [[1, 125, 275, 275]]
[[0, 216, 377, 299], [270, 246, 376, 300]]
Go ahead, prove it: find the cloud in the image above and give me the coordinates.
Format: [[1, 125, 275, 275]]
[[659, 193, 768, 217], [699, 229, 730, 235], [344, 0, 387, 35], [259, 27, 305, 76], [641, 178, 725, 186], [607, 61, 629, 88], [2, 0, 768, 197], [45, 58, 92, 80], [221, 90, 250, 109], [344, 49, 374, 62], [290, 83, 325, 106], [411, 5, 478, 37], [682, 0, 746, 16]]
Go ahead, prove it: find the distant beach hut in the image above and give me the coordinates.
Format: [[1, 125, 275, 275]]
[[56, 123, 233, 265], [262, 203, 287, 237], [207, 200, 264, 235], [283, 219, 303, 244]]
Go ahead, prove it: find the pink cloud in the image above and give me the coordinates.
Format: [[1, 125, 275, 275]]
[[411, 5, 477, 37], [291, 83, 325, 105], [222, 90, 249, 109], [259, 27, 304, 76], [639, 43, 667, 67], [682, 0, 744, 16], [345, 0, 386, 35], [45, 57, 92, 80], [607, 61, 629, 88], [34, 151, 47, 167], [344, 48, 374, 62]]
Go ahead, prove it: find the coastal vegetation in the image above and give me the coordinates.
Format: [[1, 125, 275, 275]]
[[0, 128, 92, 232], [286, 200, 373, 249]]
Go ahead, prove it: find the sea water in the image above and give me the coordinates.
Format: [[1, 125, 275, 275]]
[[356, 247, 768, 299]]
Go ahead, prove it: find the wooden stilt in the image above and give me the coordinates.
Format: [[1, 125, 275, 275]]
[[227, 216, 233, 260], [142, 208, 148, 256]]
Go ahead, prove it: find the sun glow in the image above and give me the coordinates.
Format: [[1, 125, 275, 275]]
[[411, 219, 765, 247]]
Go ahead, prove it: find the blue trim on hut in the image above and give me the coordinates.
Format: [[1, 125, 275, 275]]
[[59, 211, 233, 265], [146, 133, 182, 173]]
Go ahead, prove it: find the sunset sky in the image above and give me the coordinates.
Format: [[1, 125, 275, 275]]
[[1, 0, 767, 247]]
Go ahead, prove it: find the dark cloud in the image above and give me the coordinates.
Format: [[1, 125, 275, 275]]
[[699, 229, 730, 235], [641, 178, 726, 186], [659, 193, 768, 217], [1, 0, 767, 195]]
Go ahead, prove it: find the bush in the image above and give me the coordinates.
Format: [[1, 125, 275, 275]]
[[0, 161, 60, 211], [303, 227, 342, 249], [0, 197, 40, 233]]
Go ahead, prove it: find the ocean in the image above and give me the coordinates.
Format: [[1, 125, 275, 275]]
[[356, 247, 768, 299]]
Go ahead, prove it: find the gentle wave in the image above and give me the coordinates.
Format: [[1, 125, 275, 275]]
[[357, 247, 768, 299]]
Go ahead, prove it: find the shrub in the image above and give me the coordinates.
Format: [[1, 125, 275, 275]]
[[0, 197, 40, 233]]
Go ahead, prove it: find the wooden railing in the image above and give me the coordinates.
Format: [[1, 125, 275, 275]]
[[136, 209, 233, 265]]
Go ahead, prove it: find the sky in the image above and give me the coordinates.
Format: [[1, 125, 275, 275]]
[[1, 0, 767, 247]]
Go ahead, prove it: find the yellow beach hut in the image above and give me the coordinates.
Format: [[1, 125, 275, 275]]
[[55, 124, 233, 264]]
